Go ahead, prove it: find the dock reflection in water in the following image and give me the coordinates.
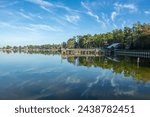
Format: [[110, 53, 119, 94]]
[[0, 51, 150, 100]]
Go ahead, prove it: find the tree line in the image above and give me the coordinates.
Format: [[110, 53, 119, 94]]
[[63, 22, 150, 50], [1, 44, 61, 51], [0, 22, 150, 51]]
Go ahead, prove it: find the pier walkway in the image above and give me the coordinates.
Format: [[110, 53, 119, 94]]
[[61, 48, 103, 55], [115, 50, 150, 58]]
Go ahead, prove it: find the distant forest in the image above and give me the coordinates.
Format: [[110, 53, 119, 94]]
[[63, 22, 150, 50], [1, 44, 61, 51], [1, 22, 150, 50]]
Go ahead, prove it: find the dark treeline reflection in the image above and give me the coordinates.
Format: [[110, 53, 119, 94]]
[[64, 56, 150, 83], [1, 50, 150, 83]]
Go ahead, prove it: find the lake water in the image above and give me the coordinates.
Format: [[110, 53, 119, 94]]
[[0, 52, 150, 100]]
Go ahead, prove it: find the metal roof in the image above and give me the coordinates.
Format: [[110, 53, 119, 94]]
[[107, 43, 120, 49]]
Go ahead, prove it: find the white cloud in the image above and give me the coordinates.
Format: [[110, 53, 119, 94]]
[[0, 21, 62, 32], [87, 11, 101, 23], [0, 21, 34, 31], [26, 0, 53, 7], [56, 4, 72, 13], [81, 1, 90, 11], [114, 3, 137, 11], [111, 11, 118, 21], [29, 24, 62, 32], [65, 15, 80, 24], [37, 15, 43, 19], [81, 1, 104, 25], [144, 11, 150, 14], [111, 3, 137, 23], [26, 0, 78, 14], [26, 0, 54, 14], [40, 6, 53, 13], [101, 13, 110, 25], [18, 12, 33, 20], [55, 3, 81, 14], [28, 13, 43, 19]]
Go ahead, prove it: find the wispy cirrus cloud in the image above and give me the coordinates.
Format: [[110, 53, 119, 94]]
[[18, 12, 33, 20], [26, 0, 79, 14], [26, 0, 53, 7], [114, 3, 137, 12], [55, 3, 79, 13], [0, 21, 34, 31], [101, 13, 110, 25], [28, 12, 43, 19], [25, 0, 81, 27], [0, 0, 149, 46], [87, 11, 101, 23], [81, 1, 103, 24], [81, 1, 90, 11], [65, 15, 80, 24], [111, 11, 118, 21], [30, 24, 63, 32], [0, 21, 62, 32], [111, 2, 137, 23], [144, 11, 150, 14], [25, 0, 54, 14]]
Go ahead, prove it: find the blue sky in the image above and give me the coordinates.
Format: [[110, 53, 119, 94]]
[[0, 0, 150, 46]]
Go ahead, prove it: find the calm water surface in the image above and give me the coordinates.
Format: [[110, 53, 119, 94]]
[[0, 52, 150, 100]]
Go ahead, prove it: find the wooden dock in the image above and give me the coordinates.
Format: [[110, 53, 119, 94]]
[[61, 54, 101, 58], [115, 50, 150, 58], [61, 48, 103, 55]]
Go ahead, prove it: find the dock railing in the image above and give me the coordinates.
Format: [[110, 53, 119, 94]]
[[115, 49, 150, 58]]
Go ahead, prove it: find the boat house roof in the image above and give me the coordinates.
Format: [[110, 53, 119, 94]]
[[107, 43, 120, 49]]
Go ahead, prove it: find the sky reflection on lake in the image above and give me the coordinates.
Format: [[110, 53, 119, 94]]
[[0, 52, 150, 100]]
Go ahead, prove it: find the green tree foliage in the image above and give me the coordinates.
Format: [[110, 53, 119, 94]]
[[67, 38, 76, 48], [62, 42, 67, 48], [1, 22, 150, 51], [65, 22, 150, 50], [6, 45, 12, 49]]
